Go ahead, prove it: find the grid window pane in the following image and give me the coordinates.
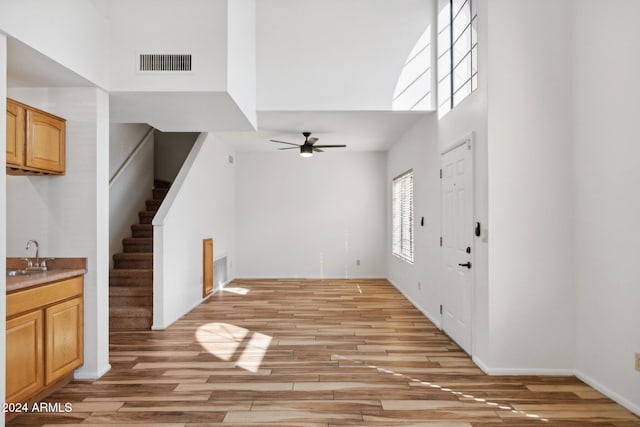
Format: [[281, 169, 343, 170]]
[[438, 0, 477, 118]]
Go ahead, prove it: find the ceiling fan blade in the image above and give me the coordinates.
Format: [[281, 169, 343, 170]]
[[312, 144, 347, 148], [313, 148, 324, 152], [278, 147, 299, 150], [307, 137, 319, 145], [270, 139, 301, 147]]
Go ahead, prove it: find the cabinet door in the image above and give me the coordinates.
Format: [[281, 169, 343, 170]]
[[45, 297, 83, 384], [26, 109, 65, 174], [203, 238, 214, 297], [6, 99, 26, 167], [6, 310, 44, 403]]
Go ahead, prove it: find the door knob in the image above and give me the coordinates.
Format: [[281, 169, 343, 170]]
[[458, 262, 472, 269]]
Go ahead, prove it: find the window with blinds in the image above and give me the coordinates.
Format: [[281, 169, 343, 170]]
[[437, 0, 478, 118], [392, 170, 414, 263]]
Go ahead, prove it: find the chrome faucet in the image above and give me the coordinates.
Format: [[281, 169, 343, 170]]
[[26, 239, 40, 267], [24, 239, 54, 271]]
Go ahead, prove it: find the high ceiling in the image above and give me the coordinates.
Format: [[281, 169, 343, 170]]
[[216, 111, 430, 152], [6, 36, 431, 153]]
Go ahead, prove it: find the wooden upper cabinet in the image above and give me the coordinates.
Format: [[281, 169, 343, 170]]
[[6, 99, 26, 167], [6, 98, 66, 175], [26, 109, 66, 173]]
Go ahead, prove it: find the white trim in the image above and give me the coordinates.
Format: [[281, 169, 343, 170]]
[[472, 356, 573, 376], [576, 370, 640, 416], [387, 278, 441, 330], [74, 363, 111, 380], [473, 358, 639, 416], [441, 131, 474, 155]]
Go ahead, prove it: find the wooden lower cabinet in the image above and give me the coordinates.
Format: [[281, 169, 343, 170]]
[[45, 297, 83, 385], [5, 276, 83, 405], [6, 310, 44, 403]]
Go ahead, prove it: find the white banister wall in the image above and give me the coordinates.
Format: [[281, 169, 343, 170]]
[[109, 126, 154, 269], [152, 133, 236, 329]]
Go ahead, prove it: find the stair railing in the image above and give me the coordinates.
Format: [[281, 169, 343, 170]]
[[109, 127, 155, 186]]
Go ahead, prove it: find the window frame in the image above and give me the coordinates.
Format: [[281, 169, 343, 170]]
[[437, 0, 478, 118], [392, 169, 415, 264]]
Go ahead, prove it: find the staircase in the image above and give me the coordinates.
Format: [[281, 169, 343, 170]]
[[109, 181, 170, 330]]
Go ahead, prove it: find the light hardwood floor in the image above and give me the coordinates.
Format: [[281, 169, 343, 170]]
[[8, 279, 640, 426]]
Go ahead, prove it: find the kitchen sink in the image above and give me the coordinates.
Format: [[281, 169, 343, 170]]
[[7, 269, 42, 276]]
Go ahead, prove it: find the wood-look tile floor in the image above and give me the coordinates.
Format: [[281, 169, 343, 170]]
[[9, 279, 640, 426]]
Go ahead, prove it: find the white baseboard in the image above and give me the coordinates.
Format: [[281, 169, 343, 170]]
[[74, 363, 111, 380], [472, 355, 573, 376], [576, 370, 640, 416], [386, 277, 441, 330]]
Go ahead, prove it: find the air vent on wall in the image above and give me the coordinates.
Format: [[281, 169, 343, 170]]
[[139, 54, 192, 72]]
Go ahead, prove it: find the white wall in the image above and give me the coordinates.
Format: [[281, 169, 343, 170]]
[[572, 0, 640, 413], [227, 0, 257, 128], [109, 123, 151, 179], [0, 33, 8, 426], [256, 0, 434, 111], [154, 132, 198, 183], [386, 0, 490, 361], [485, 0, 575, 373], [153, 133, 236, 329], [236, 152, 386, 278], [109, 128, 154, 269], [107, 0, 228, 92], [0, 0, 109, 88], [6, 87, 111, 379], [387, 116, 441, 324]]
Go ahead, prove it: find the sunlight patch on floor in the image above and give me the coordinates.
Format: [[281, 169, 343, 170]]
[[222, 286, 250, 295], [196, 322, 271, 372]]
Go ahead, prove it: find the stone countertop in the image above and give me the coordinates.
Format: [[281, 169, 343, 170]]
[[6, 257, 87, 293]]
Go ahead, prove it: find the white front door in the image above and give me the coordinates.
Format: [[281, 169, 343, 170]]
[[441, 138, 473, 354]]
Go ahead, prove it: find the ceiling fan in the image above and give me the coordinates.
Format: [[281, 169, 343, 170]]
[[270, 132, 346, 158]]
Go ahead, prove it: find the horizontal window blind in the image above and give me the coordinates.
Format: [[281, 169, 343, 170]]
[[392, 170, 414, 263]]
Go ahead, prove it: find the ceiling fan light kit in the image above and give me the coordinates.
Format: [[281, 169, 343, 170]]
[[300, 144, 314, 158], [270, 131, 346, 158]]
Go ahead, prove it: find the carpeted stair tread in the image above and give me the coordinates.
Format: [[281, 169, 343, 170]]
[[146, 199, 162, 211], [131, 224, 153, 237], [113, 252, 153, 269], [109, 314, 152, 330], [138, 211, 156, 224], [123, 237, 153, 253], [152, 188, 169, 200], [109, 269, 153, 287]]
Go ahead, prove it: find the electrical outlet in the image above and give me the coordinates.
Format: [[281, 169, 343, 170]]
[[635, 353, 640, 372], [356, 259, 361, 266]]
